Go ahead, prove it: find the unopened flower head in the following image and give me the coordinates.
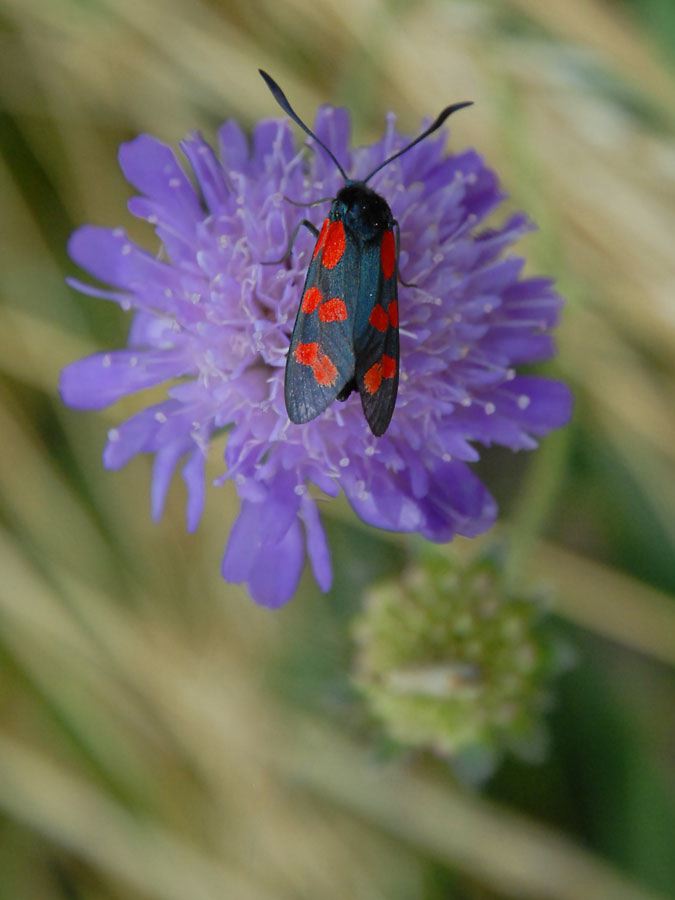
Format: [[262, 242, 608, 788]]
[[60, 101, 571, 607], [354, 548, 564, 765]]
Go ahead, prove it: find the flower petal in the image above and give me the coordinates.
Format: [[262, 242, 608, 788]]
[[103, 404, 170, 469], [421, 460, 497, 540], [60, 350, 189, 410], [218, 119, 249, 172], [221, 499, 305, 608], [68, 226, 177, 292], [343, 469, 424, 533], [248, 520, 304, 608], [182, 448, 206, 533], [181, 132, 230, 214], [252, 120, 294, 172], [300, 496, 333, 592], [119, 135, 202, 222], [312, 105, 351, 181], [221, 501, 259, 584], [501, 376, 573, 434], [151, 443, 185, 521]]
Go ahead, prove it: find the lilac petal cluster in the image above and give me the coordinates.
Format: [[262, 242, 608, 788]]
[[60, 107, 572, 607]]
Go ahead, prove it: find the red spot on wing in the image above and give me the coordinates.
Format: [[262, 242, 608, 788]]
[[364, 355, 397, 395], [382, 354, 397, 379], [301, 286, 323, 314], [294, 341, 338, 387], [312, 352, 339, 386], [294, 342, 319, 365], [388, 300, 399, 328], [364, 361, 383, 395], [381, 230, 396, 280], [318, 298, 348, 322], [369, 305, 388, 332], [321, 220, 346, 269], [313, 220, 330, 259]]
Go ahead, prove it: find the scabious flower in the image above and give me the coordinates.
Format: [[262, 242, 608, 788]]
[[60, 104, 572, 607]]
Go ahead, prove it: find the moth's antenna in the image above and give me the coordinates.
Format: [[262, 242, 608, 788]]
[[363, 101, 473, 184], [259, 70, 349, 181]]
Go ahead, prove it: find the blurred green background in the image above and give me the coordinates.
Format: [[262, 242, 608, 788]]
[[1, 0, 675, 898]]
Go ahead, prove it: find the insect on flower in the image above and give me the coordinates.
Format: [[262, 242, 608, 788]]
[[260, 71, 472, 436], [59, 70, 573, 608]]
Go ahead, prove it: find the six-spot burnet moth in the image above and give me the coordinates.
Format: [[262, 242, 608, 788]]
[[260, 70, 472, 437]]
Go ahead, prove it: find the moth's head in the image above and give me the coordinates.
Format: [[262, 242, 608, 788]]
[[335, 182, 392, 239]]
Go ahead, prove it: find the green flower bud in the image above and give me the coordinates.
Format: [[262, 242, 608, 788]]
[[354, 546, 565, 771]]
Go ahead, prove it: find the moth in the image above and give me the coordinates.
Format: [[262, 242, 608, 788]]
[[260, 70, 471, 436]]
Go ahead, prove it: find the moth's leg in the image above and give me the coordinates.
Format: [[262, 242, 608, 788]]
[[393, 220, 417, 288], [283, 195, 333, 208], [301, 219, 320, 237], [261, 219, 319, 266]]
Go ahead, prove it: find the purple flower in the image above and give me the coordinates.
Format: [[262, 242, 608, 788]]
[[60, 106, 572, 608]]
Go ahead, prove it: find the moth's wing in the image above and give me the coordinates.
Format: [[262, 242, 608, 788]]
[[285, 218, 360, 424], [354, 228, 399, 437]]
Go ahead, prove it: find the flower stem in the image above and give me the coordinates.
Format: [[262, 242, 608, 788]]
[[504, 421, 573, 591]]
